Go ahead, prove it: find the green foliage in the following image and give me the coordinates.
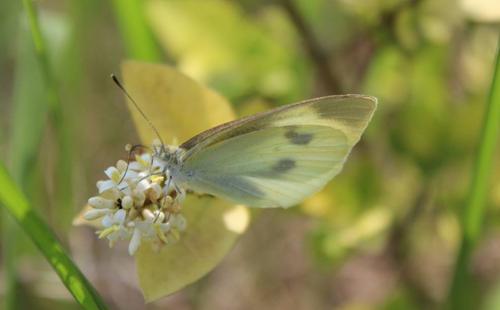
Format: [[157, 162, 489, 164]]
[[147, 0, 312, 102], [111, 0, 162, 61], [0, 163, 107, 309], [2, 0, 99, 308]]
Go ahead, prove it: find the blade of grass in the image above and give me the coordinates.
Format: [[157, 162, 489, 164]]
[[21, 0, 73, 233], [111, 0, 162, 61], [10, 0, 98, 306], [447, 35, 500, 309], [3, 13, 50, 309], [0, 162, 108, 309]]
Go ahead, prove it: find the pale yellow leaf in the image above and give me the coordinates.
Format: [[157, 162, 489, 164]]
[[136, 196, 249, 301], [122, 60, 235, 144], [121, 60, 250, 301]]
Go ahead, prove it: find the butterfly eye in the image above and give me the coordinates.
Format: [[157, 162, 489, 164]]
[[159, 152, 170, 162]]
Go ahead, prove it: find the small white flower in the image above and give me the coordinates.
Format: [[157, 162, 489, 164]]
[[105, 166, 121, 182], [97, 163, 139, 193], [103, 208, 126, 226], [99, 209, 131, 247]]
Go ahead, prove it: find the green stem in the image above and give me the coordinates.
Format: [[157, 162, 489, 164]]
[[12, 0, 99, 307], [0, 163, 108, 309], [447, 35, 500, 309], [21, 0, 58, 110], [21, 0, 73, 229], [111, 0, 162, 61], [3, 217, 20, 310]]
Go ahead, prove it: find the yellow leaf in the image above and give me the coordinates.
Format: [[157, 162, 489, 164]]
[[136, 196, 249, 301], [121, 60, 250, 301], [122, 60, 235, 144]]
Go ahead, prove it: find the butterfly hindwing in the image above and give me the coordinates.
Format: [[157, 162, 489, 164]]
[[179, 125, 349, 208]]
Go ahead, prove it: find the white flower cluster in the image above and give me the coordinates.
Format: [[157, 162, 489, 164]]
[[84, 147, 186, 255]]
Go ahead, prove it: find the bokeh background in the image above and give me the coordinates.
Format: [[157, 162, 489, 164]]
[[1, 0, 500, 309]]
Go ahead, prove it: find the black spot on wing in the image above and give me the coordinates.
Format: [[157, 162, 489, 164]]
[[246, 158, 296, 178], [285, 129, 313, 145], [272, 159, 296, 173]]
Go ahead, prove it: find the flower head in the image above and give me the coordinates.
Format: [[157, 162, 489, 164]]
[[84, 146, 187, 255]]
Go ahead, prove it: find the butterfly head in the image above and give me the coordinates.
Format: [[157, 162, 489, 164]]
[[152, 141, 184, 173]]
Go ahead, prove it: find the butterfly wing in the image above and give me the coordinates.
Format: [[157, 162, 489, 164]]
[[177, 95, 377, 208]]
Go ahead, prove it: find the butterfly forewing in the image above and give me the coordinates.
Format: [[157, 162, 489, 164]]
[[180, 95, 376, 157], [176, 95, 377, 208]]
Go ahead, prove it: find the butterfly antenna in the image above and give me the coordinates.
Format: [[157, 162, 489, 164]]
[[111, 74, 166, 152]]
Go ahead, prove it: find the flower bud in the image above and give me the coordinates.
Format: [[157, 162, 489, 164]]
[[148, 183, 163, 202], [122, 195, 134, 209], [116, 160, 128, 171], [127, 208, 138, 221], [97, 180, 115, 193], [174, 214, 187, 231], [84, 208, 109, 220], [128, 229, 142, 255], [154, 210, 165, 223], [133, 190, 146, 207], [142, 208, 155, 222], [88, 196, 114, 209]]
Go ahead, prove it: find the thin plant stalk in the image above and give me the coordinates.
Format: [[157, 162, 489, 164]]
[[4, 6, 50, 308], [7, 0, 102, 307], [0, 163, 108, 309], [111, 0, 162, 61], [448, 35, 500, 309], [21, 0, 73, 231]]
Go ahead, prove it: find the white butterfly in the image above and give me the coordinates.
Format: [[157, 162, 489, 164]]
[[153, 95, 377, 208]]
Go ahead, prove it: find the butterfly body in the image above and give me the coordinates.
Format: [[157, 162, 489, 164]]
[[155, 95, 377, 208]]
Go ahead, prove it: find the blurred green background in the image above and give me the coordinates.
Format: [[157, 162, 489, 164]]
[[1, 0, 499, 309]]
